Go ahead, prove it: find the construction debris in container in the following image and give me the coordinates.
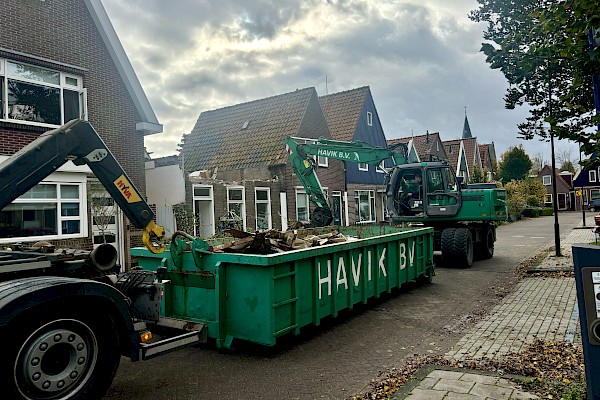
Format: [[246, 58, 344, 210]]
[[210, 229, 354, 254]]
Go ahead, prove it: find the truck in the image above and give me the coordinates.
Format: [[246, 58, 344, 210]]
[[285, 136, 508, 268], [0, 119, 206, 400]]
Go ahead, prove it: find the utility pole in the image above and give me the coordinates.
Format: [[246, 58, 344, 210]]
[[547, 58, 561, 257]]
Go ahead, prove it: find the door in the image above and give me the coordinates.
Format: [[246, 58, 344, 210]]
[[558, 193, 567, 210], [424, 166, 462, 217], [193, 185, 215, 238], [332, 191, 343, 226]]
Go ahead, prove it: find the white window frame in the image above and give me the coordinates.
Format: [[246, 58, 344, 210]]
[[317, 155, 328, 167], [542, 175, 552, 186], [254, 187, 272, 231], [295, 188, 309, 223], [192, 184, 215, 237], [590, 170, 597, 183], [376, 160, 386, 174], [0, 178, 88, 244], [366, 111, 373, 126], [227, 186, 246, 231], [590, 189, 600, 201], [544, 193, 552, 204], [0, 58, 87, 128], [358, 163, 369, 171], [355, 190, 376, 223]]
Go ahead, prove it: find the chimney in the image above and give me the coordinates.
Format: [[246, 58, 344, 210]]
[[426, 130, 430, 144]]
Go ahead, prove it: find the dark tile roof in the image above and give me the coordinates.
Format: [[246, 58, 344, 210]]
[[153, 155, 180, 168], [462, 114, 472, 138], [442, 139, 462, 172], [388, 132, 443, 161], [462, 137, 480, 172], [183, 87, 323, 172], [479, 144, 491, 170], [319, 86, 369, 142]]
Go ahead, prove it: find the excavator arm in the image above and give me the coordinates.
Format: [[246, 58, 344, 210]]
[[285, 136, 408, 226], [0, 119, 166, 253]]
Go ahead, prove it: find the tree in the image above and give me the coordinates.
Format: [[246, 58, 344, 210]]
[[497, 145, 533, 183], [469, 165, 485, 183], [88, 178, 117, 245], [560, 160, 576, 173], [470, 0, 600, 166], [529, 152, 546, 175]]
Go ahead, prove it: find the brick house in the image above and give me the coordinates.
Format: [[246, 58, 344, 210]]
[[387, 131, 447, 163], [538, 165, 572, 210], [319, 86, 391, 224], [479, 143, 497, 181], [181, 87, 345, 236], [0, 0, 161, 268], [572, 155, 600, 210], [443, 138, 470, 181]]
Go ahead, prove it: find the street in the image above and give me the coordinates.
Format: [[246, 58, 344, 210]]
[[104, 212, 583, 400]]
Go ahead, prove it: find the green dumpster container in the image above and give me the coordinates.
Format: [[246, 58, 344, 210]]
[[132, 226, 434, 348]]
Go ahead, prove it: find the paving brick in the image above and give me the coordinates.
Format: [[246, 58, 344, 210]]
[[432, 378, 475, 393], [470, 382, 513, 399], [459, 373, 499, 384], [415, 377, 438, 390], [445, 393, 484, 400], [404, 388, 447, 400], [427, 370, 464, 380]]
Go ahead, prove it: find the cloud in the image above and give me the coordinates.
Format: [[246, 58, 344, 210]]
[[102, 0, 580, 163]]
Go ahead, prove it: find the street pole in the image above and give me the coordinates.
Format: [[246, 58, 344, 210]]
[[548, 59, 561, 257], [581, 188, 587, 227]]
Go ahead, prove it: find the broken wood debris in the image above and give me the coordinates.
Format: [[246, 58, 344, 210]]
[[210, 229, 355, 254]]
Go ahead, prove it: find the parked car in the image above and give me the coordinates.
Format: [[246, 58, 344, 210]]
[[589, 199, 600, 212]]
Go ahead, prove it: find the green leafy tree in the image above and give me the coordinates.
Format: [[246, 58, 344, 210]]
[[469, 166, 485, 183], [560, 160, 576, 173], [497, 145, 533, 183], [470, 0, 600, 166]]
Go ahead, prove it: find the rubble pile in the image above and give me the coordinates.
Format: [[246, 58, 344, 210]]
[[210, 229, 354, 254]]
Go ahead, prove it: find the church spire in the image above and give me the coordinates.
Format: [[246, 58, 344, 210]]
[[462, 107, 472, 138]]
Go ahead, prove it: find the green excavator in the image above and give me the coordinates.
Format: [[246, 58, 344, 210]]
[[285, 136, 507, 268]]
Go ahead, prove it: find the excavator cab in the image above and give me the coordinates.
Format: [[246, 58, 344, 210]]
[[387, 162, 462, 219]]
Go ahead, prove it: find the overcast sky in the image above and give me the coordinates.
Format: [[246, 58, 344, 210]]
[[102, 0, 581, 166]]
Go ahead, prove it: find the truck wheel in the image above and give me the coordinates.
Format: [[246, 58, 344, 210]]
[[475, 226, 495, 260], [454, 228, 474, 268], [3, 309, 120, 400], [440, 228, 456, 264]]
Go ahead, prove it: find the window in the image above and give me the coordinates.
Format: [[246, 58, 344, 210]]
[[317, 155, 328, 167], [544, 194, 552, 204], [590, 189, 600, 201], [376, 160, 386, 173], [542, 175, 552, 186], [227, 187, 245, 230], [295, 189, 309, 223], [0, 182, 86, 242], [366, 111, 373, 126], [255, 188, 271, 231], [590, 170, 597, 183], [358, 163, 369, 171], [0, 59, 86, 127], [355, 190, 375, 223]]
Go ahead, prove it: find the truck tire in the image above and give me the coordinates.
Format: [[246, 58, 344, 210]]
[[475, 226, 495, 260], [453, 228, 474, 268], [2, 308, 120, 400], [440, 228, 457, 264]]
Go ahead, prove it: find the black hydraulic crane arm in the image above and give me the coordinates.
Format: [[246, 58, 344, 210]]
[[0, 119, 166, 254]]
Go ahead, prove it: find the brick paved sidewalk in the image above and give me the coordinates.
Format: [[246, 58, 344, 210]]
[[394, 223, 592, 400]]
